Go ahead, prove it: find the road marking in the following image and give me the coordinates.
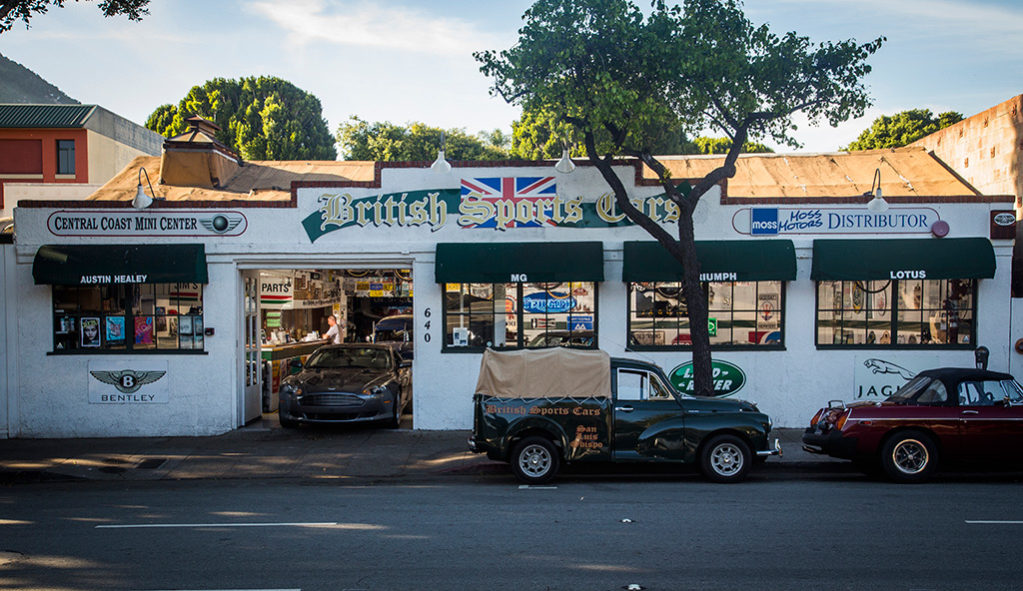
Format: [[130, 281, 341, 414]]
[[97, 522, 339, 529], [965, 520, 1023, 525], [144, 589, 301, 591], [519, 485, 557, 490]]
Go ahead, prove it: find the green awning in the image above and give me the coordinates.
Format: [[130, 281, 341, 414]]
[[436, 242, 604, 283], [33, 244, 208, 285], [811, 238, 995, 281], [622, 240, 797, 282]]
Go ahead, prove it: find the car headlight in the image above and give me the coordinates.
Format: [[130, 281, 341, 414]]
[[281, 383, 302, 397], [361, 385, 386, 396]]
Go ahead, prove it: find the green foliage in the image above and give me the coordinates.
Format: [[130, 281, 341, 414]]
[[511, 106, 698, 160], [0, 0, 149, 33], [336, 116, 509, 161], [144, 76, 336, 161], [690, 137, 773, 155], [844, 109, 964, 150]]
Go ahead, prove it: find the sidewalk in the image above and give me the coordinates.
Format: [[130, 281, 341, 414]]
[[0, 419, 842, 484]]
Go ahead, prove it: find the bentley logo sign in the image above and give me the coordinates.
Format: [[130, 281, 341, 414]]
[[88, 361, 169, 403], [90, 369, 166, 393]]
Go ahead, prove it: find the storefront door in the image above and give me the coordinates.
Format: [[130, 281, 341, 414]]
[[241, 270, 262, 424]]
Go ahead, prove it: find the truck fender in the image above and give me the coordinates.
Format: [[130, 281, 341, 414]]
[[503, 416, 568, 458]]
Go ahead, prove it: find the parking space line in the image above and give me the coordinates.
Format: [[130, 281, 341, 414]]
[[965, 520, 1023, 525], [98, 522, 339, 529]]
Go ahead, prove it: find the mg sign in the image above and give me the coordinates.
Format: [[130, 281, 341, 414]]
[[669, 359, 746, 397]]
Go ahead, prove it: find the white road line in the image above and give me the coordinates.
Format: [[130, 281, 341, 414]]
[[965, 520, 1023, 525], [519, 485, 557, 490], [97, 522, 339, 529]]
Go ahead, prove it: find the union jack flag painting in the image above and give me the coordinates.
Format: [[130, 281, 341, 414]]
[[460, 176, 558, 229]]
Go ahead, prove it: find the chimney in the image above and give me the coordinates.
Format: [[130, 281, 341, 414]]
[[159, 116, 242, 188]]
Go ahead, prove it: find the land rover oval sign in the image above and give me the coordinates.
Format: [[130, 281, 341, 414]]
[[669, 360, 746, 397]]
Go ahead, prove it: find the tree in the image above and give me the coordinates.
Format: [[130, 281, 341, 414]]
[[146, 76, 336, 161], [1, 0, 148, 33], [690, 136, 773, 155], [844, 108, 963, 150], [510, 105, 698, 160], [335, 116, 509, 161], [476, 0, 882, 396]]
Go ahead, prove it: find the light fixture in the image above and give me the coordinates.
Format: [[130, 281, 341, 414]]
[[555, 139, 575, 174], [132, 167, 158, 209], [865, 167, 888, 213], [430, 131, 451, 174]]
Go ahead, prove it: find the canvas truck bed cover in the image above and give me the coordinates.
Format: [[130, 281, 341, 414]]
[[474, 348, 612, 398]]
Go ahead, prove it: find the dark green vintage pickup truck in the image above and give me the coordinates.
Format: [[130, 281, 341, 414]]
[[468, 348, 780, 484]]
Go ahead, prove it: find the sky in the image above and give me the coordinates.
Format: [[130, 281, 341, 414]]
[[1, 0, 1021, 154]]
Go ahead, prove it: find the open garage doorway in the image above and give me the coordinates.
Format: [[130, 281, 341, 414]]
[[252, 267, 414, 430]]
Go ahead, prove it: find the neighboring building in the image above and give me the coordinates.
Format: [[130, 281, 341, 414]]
[[911, 94, 1022, 208], [2, 114, 1013, 438], [0, 104, 163, 218], [910, 95, 1023, 377]]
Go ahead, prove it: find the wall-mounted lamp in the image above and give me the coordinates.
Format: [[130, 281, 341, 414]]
[[865, 167, 889, 213], [430, 131, 452, 174], [554, 138, 575, 174], [132, 167, 159, 209]]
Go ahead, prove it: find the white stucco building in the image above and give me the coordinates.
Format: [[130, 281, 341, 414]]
[[0, 123, 1016, 438]]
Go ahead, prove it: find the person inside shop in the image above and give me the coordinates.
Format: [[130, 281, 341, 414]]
[[325, 314, 345, 345]]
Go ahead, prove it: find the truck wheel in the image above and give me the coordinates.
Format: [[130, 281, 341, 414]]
[[511, 437, 560, 484], [700, 434, 752, 483], [881, 431, 937, 483]]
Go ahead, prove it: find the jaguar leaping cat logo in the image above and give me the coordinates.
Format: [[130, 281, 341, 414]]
[[863, 359, 916, 380], [90, 370, 166, 393]]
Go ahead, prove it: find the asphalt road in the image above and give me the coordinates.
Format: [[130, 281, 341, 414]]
[[2, 473, 1022, 591]]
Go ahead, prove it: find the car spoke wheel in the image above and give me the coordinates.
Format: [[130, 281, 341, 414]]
[[882, 432, 937, 483], [511, 437, 560, 484], [700, 434, 752, 483]]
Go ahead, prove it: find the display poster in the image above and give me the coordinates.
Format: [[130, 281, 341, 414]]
[[81, 317, 101, 348], [135, 316, 154, 345], [88, 359, 169, 404], [105, 316, 126, 345]]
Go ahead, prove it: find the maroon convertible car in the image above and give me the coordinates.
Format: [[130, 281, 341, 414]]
[[802, 368, 1023, 482]]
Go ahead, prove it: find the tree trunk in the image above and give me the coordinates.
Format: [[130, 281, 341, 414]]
[[676, 200, 714, 397]]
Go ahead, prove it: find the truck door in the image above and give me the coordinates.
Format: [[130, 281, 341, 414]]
[[613, 368, 687, 461]]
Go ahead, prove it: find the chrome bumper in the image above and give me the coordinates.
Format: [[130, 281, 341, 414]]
[[756, 438, 783, 457]]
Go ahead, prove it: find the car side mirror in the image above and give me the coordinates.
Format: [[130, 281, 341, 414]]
[[1002, 396, 1014, 408], [289, 358, 303, 372]]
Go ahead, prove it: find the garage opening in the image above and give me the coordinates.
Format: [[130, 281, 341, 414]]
[[255, 267, 413, 430]]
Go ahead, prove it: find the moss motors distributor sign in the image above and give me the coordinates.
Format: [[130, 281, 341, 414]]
[[669, 360, 746, 397]]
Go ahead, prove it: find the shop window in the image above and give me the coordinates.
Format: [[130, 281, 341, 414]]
[[56, 140, 75, 175], [627, 281, 784, 349], [51, 283, 204, 353], [816, 279, 974, 348], [443, 282, 597, 351]]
